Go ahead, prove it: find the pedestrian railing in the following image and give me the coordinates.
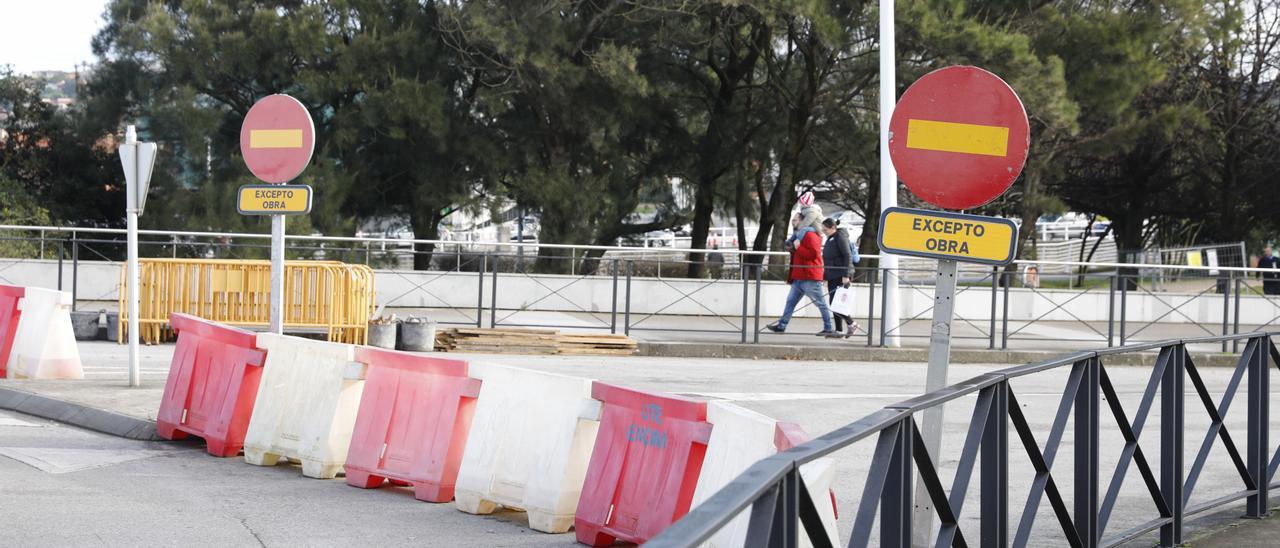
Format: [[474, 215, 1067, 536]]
[[0, 225, 1277, 352], [648, 332, 1280, 547], [490, 255, 619, 333], [1000, 272, 1115, 348], [878, 266, 998, 347], [1119, 275, 1224, 345], [623, 259, 755, 342]]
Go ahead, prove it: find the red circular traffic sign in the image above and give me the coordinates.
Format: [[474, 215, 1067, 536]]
[[239, 94, 315, 184], [888, 66, 1029, 210]]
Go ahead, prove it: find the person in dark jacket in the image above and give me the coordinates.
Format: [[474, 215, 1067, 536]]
[[820, 218, 860, 338], [707, 244, 725, 279], [1260, 245, 1280, 295]]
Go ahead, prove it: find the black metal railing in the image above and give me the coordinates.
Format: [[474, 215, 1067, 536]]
[[648, 332, 1280, 548]]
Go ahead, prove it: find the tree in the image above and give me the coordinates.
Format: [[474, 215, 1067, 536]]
[[654, 3, 770, 277], [92, 0, 500, 267], [1184, 0, 1280, 251], [895, 0, 1077, 266], [0, 174, 52, 258], [752, 2, 879, 265], [1042, 0, 1210, 260], [48, 0, 1276, 279], [312, 1, 492, 269], [439, 1, 690, 273], [0, 70, 121, 228]]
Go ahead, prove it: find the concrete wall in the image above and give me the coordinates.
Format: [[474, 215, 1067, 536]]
[[1, 258, 1273, 326], [0, 259, 120, 304]]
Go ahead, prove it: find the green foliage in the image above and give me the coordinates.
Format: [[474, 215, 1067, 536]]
[[0, 175, 52, 258], [0, 0, 1275, 273]]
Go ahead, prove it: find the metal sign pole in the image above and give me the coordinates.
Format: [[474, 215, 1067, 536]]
[[879, 0, 901, 348], [270, 214, 285, 334], [118, 124, 156, 388], [912, 258, 958, 546], [124, 127, 141, 388]]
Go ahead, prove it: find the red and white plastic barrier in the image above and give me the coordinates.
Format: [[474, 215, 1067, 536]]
[[344, 347, 481, 502], [242, 334, 364, 479], [453, 363, 601, 533], [5, 286, 82, 379], [574, 383, 713, 546], [775, 422, 840, 548], [155, 313, 266, 457], [0, 285, 23, 378], [692, 401, 840, 548]]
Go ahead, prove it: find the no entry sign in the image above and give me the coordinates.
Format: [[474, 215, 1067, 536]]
[[240, 94, 315, 184], [889, 66, 1029, 210]]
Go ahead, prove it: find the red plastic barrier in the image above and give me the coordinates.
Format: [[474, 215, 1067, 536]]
[[574, 383, 712, 546], [0, 285, 23, 378], [344, 347, 481, 502], [156, 313, 267, 457]]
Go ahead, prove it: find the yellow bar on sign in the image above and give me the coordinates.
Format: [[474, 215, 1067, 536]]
[[906, 119, 1009, 157], [249, 129, 304, 149]]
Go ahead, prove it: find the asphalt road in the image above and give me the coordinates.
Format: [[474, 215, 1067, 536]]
[[5, 346, 1279, 546], [0, 408, 573, 547]]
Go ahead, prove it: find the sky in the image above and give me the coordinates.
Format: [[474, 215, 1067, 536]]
[[0, 0, 110, 73]]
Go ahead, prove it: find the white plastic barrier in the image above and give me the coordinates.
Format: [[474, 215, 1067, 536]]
[[453, 363, 601, 533], [6, 287, 82, 379], [691, 401, 838, 548], [242, 334, 364, 479]]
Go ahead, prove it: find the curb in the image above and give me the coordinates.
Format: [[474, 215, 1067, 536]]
[[636, 341, 1244, 367], [0, 385, 160, 441]]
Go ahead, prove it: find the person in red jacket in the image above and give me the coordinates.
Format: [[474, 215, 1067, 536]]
[[766, 212, 837, 336]]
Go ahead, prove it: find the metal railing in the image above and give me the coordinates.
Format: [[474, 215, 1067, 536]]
[[1, 225, 1278, 350], [649, 332, 1280, 547]]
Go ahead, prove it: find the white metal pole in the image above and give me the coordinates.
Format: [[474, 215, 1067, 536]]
[[269, 215, 285, 334], [879, 0, 901, 348], [125, 126, 141, 387]]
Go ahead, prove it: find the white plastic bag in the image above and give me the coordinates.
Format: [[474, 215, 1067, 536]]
[[829, 286, 855, 317]]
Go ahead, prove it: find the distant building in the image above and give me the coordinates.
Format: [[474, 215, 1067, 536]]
[[40, 97, 75, 110]]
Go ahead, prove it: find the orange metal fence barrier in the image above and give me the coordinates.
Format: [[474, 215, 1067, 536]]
[[119, 259, 375, 344]]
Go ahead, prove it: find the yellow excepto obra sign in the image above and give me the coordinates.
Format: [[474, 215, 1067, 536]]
[[237, 184, 313, 215], [878, 206, 1018, 266]]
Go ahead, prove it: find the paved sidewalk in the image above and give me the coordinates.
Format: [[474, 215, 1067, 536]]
[[0, 379, 162, 421], [0, 408, 571, 547], [1187, 507, 1280, 547], [0, 341, 171, 419]]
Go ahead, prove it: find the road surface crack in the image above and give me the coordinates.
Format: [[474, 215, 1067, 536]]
[[237, 517, 266, 547]]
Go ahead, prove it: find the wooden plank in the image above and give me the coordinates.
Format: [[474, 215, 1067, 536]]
[[453, 327, 559, 336], [435, 327, 637, 356], [449, 346, 559, 355], [558, 333, 632, 339], [558, 348, 638, 356]]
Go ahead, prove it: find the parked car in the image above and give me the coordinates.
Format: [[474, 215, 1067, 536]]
[[644, 230, 676, 247]]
